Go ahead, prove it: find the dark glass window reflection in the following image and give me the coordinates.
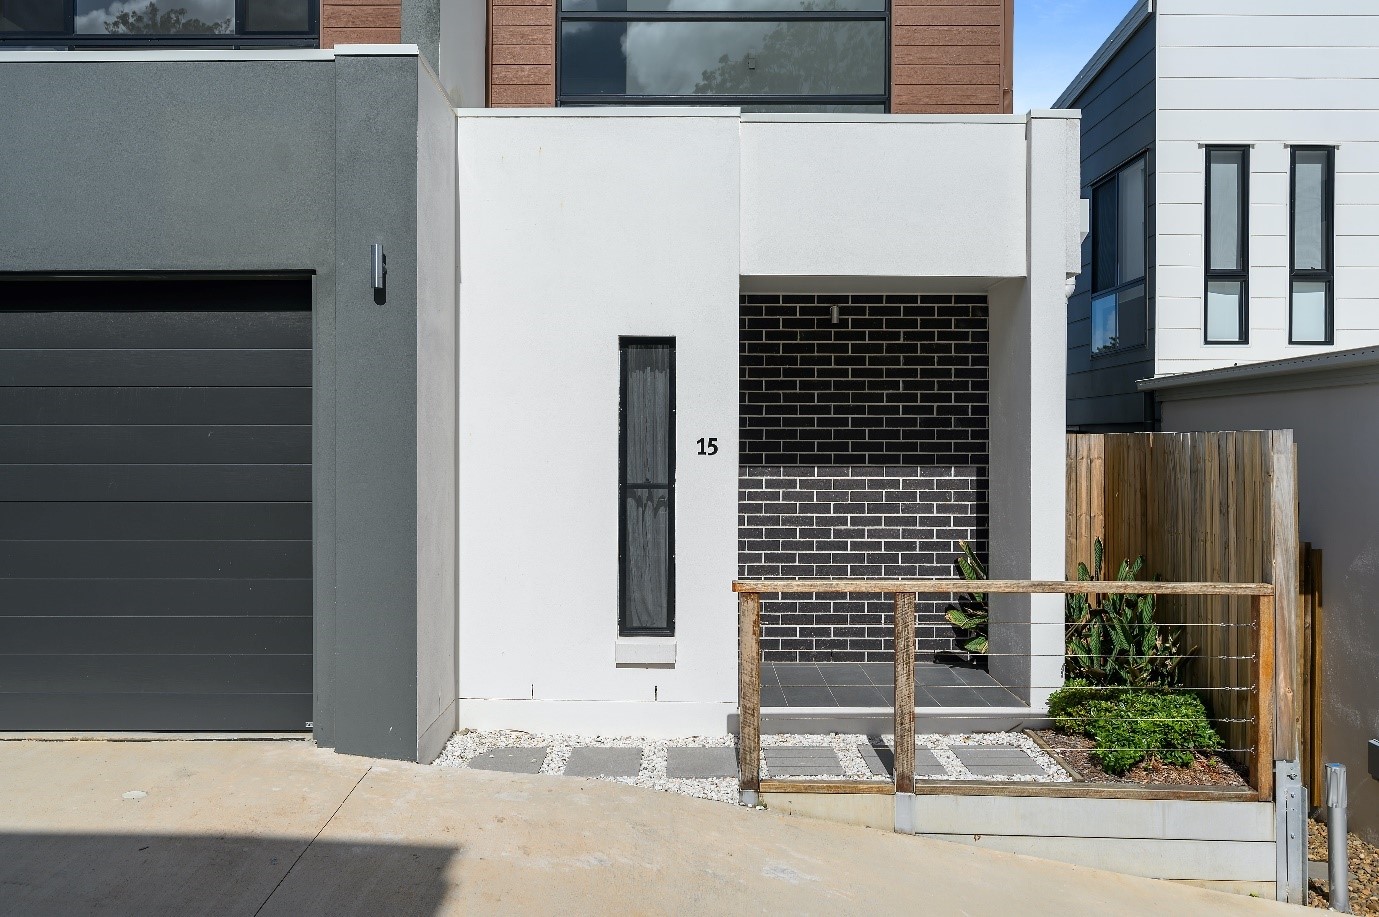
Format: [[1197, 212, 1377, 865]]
[[1, 0, 64, 32], [2, 0, 314, 41], [244, 0, 311, 32]]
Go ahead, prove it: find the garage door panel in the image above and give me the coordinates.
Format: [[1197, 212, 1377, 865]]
[[0, 276, 313, 731], [0, 349, 310, 387], [0, 387, 311, 425], [0, 653, 313, 694], [0, 502, 312, 540], [0, 310, 311, 350], [0, 578, 312, 617], [0, 464, 310, 502], [0, 426, 311, 464], [0, 692, 312, 731], [0, 616, 311, 655], [0, 540, 311, 579]]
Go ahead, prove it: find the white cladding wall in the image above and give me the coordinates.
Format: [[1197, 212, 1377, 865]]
[[456, 111, 742, 734], [452, 109, 1077, 733], [1154, 1, 1379, 375], [739, 116, 1028, 281]]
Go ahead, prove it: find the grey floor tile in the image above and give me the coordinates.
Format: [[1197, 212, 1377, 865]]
[[468, 747, 547, 774], [764, 746, 844, 777], [828, 685, 889, 707], [952, 746, 1045, 776], [666, 746, 738, 779], [856, 745, 948, 778], [858, 663, 893, 683], [773, 663, 828, 686], [915, 665, 963, 686], [760, 664, 782, 688], [963, 763, 1047, 776], [817, 663, 870, 686], [761, 686, 789, 707], [913, 748, 950, 776], [778, 684, 836, 707], [564, 747, 643, 778]]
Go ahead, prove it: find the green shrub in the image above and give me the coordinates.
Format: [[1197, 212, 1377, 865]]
[[1048, 683, 1223, 776]]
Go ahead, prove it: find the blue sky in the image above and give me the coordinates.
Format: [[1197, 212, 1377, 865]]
[[1015, 0, 1133, 112]]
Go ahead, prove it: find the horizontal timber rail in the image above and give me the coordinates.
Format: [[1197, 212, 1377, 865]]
[[734, 579, 1277, 808]]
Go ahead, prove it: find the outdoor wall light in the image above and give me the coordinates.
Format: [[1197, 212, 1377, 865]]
[[371, 243, 387, 305], [830, 303, 840, 324]]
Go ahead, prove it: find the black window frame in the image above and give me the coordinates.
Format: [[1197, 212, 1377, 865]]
[[0, 0, 318, 47], [1289, 145, 1336, 346], [1204, 145, 1250, 345], [1088, 152, 1148, 357], [555, 1, 890, 110], [618, 336, 676, 637]]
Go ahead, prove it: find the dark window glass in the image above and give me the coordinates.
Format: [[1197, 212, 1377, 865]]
[[619, 339, 674, 636], [1290, 147, 1333, 344], [244, 0, 310, 32], [561, 20, 884, 97], [75, 0, 234, 33], [0, 0, 63, 32], [1204, 147, 1248, 344], [564, 0, 884, 9], [1089, 155, 1147, 355]]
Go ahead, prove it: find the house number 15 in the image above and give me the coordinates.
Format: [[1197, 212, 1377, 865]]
[[697, 438, 719, 456]]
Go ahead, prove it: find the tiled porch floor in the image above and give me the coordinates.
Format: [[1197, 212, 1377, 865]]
[[762, 662, 1024, 708]]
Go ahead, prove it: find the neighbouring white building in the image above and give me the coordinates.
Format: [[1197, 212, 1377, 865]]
[[1059, 0, 1379, 431]]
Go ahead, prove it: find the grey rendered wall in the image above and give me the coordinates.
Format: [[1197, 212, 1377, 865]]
[[1162, 386, 1379, 846], [415, 61, 458, 763], [0, 53, 426, 761], [1065, 17, 1157, 431]]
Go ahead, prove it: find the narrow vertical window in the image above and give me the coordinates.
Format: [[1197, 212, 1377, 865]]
[[1291, 147, 1335, 344], [619, 338, 675, 636], [1204, 147, 1249, 344], [1090, 155, 1147, 355]]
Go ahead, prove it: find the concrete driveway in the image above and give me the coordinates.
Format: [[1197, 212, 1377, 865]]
[[0, 739, 1300, 916]]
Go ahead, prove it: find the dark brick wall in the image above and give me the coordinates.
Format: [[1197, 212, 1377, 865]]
[[738, 294, 990, 662]]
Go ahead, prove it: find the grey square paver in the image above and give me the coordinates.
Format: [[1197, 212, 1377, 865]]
[[856, 745, 948, 778], [764, 746, 844, 777], [468, 747, 547, 774], [666, 747, 738, 779], [952, 745, 1045, 776], [564, 747, 644, 778]]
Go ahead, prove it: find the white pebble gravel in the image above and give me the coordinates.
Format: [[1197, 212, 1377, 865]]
[[435, 728, 1070, 804]]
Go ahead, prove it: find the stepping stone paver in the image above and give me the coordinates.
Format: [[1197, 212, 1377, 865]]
[[951, 745, 1046, 776], [763, 746, 844, 777], [468, 747, 547, 774], [564, 747, 643, 778], [666, 747, 738, 779], [856, 744, 948, 778]]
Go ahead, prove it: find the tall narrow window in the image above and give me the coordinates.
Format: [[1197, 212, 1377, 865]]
[[1205, 147, 1249, 344], [619, 339, 675, 636], [1291, 147, 1335, 344], [1089, 155, 1147, 355]]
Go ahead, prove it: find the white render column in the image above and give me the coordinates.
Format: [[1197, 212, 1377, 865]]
[[986, 111, 1080, 707]]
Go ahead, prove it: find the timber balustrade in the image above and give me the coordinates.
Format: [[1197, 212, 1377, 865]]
[[733, 579, 1278, 802]]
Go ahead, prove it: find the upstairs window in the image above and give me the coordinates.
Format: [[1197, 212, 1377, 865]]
[[557, 0, 888, 111], [0, 0, 316, 45], [1204, 147, 1249, 344], [1090, 156, 1147, 355], [1290, 147, 1335, 345]]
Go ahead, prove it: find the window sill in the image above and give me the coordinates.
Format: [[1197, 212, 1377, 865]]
[[615, 637, 676, 667]]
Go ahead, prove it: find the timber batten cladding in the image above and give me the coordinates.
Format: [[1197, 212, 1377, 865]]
[[321, 0, 403, 48], [485, 0, 1010, 112]]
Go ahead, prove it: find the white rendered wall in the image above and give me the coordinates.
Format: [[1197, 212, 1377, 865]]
[[1154, 1, 1379, 375], [416, 61, 458, 761], [739, 115, 1028, 282], [455, 110, 742, 735]]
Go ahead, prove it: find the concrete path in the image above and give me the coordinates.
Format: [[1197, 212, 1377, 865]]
[[0, 739, 1300, 916]]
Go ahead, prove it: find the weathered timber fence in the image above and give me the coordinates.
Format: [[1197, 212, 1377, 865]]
[[1066, 431, 1302, 773], [735, 579, 1277, 803]]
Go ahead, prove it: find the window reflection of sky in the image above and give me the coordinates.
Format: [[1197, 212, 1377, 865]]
[[74, 0, 233, 32]]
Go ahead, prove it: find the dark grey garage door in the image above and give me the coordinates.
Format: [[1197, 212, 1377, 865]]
[[0, 276, 312, 731]]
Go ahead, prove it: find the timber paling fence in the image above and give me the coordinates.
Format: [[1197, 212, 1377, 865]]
[[1067, 430, 1303, 788], [734, 578, 1278, 801]]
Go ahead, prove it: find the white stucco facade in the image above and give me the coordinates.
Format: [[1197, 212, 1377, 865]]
[[451, 108, 1080, 735]]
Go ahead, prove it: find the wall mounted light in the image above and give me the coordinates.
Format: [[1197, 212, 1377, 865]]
[[371, 243, 387, 305], [830, 303, 840, 325]]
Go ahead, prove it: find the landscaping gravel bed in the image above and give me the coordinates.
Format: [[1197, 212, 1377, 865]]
[[1032, 728, 1248, 787], [434, 729, 1070, 805], [1308, 819, 1379, 915]]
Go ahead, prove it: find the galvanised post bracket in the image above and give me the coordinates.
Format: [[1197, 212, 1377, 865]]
[[1276, 761, 1307, 904]]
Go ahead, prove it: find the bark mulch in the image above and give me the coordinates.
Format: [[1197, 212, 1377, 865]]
[[1031, 729, 1248, 787], [1308, 819, 1379, 915]]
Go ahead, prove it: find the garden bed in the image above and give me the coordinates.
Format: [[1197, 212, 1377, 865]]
[[1031, 729, 1248, 788]]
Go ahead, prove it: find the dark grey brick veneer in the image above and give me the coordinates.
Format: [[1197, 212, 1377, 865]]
[[738, 294, 990, 663]]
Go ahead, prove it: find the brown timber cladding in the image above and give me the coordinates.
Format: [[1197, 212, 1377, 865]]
[[485, 0, 1010, 111], [321, 0, 402, 48]]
